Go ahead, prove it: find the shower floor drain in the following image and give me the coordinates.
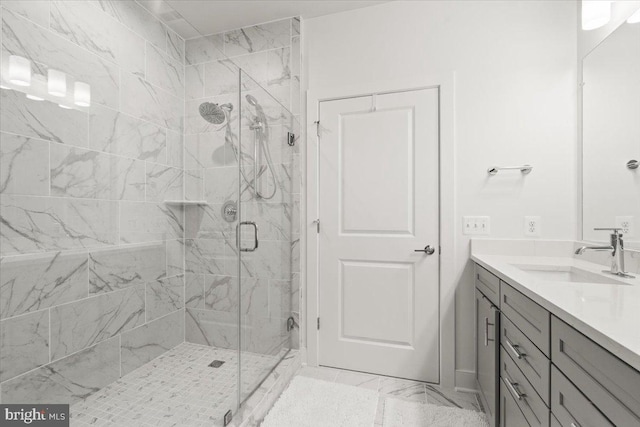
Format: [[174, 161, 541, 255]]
[[208, 360, 225, 368]]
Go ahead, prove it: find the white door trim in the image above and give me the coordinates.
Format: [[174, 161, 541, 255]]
[[305, 73, 457, 389]]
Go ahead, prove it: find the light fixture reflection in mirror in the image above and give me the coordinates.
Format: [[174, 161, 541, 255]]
[[48, 69, 67, 97], [582, 0, 611, 31], [26, 74, 47, 101], [8, 55, 31, 86], [73, 81, 91, 107]]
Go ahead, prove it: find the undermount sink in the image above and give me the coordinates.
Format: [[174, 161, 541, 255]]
[[513, 265, 629, 285]]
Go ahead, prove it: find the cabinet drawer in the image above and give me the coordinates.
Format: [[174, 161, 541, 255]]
[[500, 377, 531, 427], [501, 347, 549, 427], [502, 315, 550, 405], [476, 265, 501, 306], [500, 283, 550, 356], [551, 366, 613, 427], [551, 316, 640, 425]]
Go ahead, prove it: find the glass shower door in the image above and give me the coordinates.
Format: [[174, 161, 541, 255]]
[[237, 70, 297, 403]]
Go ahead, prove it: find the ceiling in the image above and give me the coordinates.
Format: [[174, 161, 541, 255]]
[[161, 1, 390, 38]]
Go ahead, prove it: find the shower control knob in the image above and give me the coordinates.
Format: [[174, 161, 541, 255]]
[[415, 245, 436, 255]]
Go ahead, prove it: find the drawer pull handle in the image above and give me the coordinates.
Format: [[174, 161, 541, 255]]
[[505, 338, 526, 359], [505, 375, 526, 401]]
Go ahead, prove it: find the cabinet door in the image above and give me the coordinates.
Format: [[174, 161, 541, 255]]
[[477, 289, 499, 427], [501, 377, 531, 427]]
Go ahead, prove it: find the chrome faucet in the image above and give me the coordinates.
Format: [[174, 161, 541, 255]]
[[575, 228, 639, 278]]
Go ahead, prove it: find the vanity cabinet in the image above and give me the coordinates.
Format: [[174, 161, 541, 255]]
[[498, 282, 551, 427], [551, 316, 640, 426], [475, 262, 640, 427], [476, 266, 500, 427], [500, 377, 530, 427], [477, 265, 501, 306]]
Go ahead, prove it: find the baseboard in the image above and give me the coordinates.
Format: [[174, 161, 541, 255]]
[[455, 369, 478, 392]]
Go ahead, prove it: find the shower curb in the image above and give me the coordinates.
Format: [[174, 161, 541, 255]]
[[231, 350, 301, 427]]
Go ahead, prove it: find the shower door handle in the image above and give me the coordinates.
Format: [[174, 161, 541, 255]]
[[237, 221, 259, 252]]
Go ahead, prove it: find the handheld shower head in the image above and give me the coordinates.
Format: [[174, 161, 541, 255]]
[[245, 94, 259, 107]]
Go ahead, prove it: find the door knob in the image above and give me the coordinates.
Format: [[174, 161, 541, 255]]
[[415, 245, 436, 255]]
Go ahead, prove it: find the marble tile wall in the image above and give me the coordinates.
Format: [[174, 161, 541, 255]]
[[0, 0, 186, 405], [182, 17, 302, 356]]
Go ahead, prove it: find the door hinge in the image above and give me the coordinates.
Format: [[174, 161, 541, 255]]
[[314, 120, 320, 137], [313, 219, 320, 233], [439, 246, 441, 255], [317, 317, 320, 330]]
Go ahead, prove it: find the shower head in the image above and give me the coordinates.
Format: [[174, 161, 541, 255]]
[[199, 102, 233, 125], [245, 94, 259, 107]]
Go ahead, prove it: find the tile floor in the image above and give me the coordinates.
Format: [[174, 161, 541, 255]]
[[295, 365, 482, 426], [70, 342, 288, 427]]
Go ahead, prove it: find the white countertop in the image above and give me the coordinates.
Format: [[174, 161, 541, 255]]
[[471, 250, 640, 372]]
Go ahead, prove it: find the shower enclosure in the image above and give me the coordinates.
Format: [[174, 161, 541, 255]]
[[0, 1, 300, 425]]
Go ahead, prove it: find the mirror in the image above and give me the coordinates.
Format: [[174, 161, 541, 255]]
[[582, 13, 640, 243]]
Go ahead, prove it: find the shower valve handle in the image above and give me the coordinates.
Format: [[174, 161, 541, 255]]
[[415, 245, 436, 255]]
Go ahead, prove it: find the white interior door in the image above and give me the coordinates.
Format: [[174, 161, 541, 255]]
[[318, 88, 440, 382]]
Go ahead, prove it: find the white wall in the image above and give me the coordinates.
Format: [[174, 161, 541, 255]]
[[304, 0, 577, 387]]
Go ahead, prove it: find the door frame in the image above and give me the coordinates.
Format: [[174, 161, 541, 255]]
[[305, 73, 456, 389]]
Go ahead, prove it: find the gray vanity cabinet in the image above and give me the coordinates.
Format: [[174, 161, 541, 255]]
[[474, 261, 640, 427], [550, 365, 613, 427], [476, 266, 501, 427], [500, 378, 531, 427], [498, 283, 550, 427], [551, 316, 640, 426], [477, 265, 501, 306]]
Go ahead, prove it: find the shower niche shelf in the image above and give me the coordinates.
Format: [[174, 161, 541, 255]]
[[163, 200, 208, 206]]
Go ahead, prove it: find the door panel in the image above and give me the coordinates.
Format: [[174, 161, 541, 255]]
[[318, 89, 440, 382], [340, 108, 414, 235], [341, 260, 413, 344]]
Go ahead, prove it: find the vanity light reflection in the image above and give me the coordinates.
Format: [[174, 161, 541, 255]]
[[582, 0, 611, 31], [8, 55, 31, 86], [47, 69, 67, 97], [26, 74, 47, 101], [73, 81, 91, 107]]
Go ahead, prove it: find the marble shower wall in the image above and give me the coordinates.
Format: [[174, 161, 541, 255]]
[[0, 1, 186, 404], [182, 17, 302, 352]]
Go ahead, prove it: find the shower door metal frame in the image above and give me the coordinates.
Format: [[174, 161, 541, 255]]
[[304, 73, 458, 390]]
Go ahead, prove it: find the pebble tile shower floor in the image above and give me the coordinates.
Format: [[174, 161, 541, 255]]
[[70, 342, 285, 427]]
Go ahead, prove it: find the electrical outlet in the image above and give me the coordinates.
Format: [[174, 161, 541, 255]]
[[524, 216, 541, 237], [616, 216, 634, 236], [463, 216, 490, 235]]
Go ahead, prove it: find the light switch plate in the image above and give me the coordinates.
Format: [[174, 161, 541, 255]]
[[524, 216, 541, 236], [463, 216, 490, 235]]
